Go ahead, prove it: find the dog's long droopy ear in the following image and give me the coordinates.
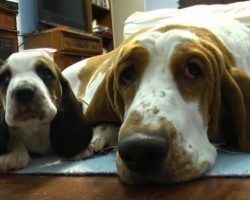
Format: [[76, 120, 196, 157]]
[[84, 67, 123, 124], [50, 74, 92, 158], [84, 50, 124, 124], [0, 59, 9, 155], [219, 67, 250, 151], [0, 106, 9, 155]]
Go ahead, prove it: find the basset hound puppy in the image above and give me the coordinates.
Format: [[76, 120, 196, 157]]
[[63, 13, 250, 185], [0, 49, 92, 171]]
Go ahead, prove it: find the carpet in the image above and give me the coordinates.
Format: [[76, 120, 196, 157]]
[[6, 150, 250, 177]]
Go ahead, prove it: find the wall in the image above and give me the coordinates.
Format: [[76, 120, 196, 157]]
[[145, 0, 178, 10], [18, 0, 37, 34], [16, 0, 37, 49], [110, 0, 145, 47], [110, 0, 179, 47]]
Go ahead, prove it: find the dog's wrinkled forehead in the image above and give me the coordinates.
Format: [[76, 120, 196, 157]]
[[5, 51, 54, 74], [134, 29, 199, 52]]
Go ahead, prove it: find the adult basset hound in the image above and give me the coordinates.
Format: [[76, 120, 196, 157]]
[[0, 49, 92, 172], [63, 12, 250, 185]]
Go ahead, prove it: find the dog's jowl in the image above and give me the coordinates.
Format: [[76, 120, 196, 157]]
[[0, 49, 92, 171]]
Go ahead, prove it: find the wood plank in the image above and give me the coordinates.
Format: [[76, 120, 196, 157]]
[[0, 175, 249, 200]]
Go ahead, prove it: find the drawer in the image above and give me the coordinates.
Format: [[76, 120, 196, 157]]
[[0, 9, 17, 30], [54, 52, 89, 71], [61, 30, 103, 54], [24, 29, 103, 56]]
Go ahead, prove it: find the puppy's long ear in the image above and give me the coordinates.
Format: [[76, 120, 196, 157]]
[[0, 59, 9, 155], [0, 106, 9, 155], [50, 74, 92, 158], [218, 67, 250, 151]]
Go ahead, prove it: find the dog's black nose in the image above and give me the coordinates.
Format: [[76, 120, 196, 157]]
[[118, 133, 169, 172], [14, 85, 35, 104]]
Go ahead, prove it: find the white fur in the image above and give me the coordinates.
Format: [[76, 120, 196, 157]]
[[62, 59, 87, 95], [91, 124, 119, 152], [63, 58, 109, 112], [8, 123, 52, 154], [0, 138, 31, 172], [83, 59, 110, 108], [84, 71, 106, 106]]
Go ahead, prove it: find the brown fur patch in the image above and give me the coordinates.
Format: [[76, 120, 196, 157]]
[[0, 64, 11, 104], [152, 107, 160, 115], [120, 112, 176, 142], [78, 51, 115, 99], [221, 67, 250, 151], [115, 43, 150, 113], [34, 56, 63, 105]]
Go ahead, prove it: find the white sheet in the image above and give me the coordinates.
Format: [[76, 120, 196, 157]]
[[124, 1, 250, 39]]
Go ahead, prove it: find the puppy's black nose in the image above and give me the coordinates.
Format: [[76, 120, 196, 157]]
[[14, 85, 35, 104], [118, 133, 169, 172]]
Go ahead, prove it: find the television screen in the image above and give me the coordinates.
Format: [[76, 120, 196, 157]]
[[37, 0, 89, 32]]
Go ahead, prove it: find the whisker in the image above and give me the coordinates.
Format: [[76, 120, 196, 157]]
[[99, 146, 118, 154], [78, 98, 89, 106]]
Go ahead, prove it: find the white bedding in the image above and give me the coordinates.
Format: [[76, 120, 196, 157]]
[[124, 1, 250, 39]]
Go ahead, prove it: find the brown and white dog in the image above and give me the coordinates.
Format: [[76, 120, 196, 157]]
[[63, 13, 250, 184], [0, 49, 92, 172]]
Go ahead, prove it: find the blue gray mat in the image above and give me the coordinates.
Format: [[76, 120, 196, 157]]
[[13, 152, 117, 175], [7, 150, 250, 177]]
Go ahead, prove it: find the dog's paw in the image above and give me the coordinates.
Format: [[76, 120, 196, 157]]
[[91, 124, 119, 153], [68, 124, 119, 160], [0, 151, 31, 172], [69, 144, 95, 160]]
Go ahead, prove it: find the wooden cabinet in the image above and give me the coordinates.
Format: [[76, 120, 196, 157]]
[[89, 0, 113, 52], [23, 0, 114, 70], [24, 29, 102, 70], [0, 2, 18, 61]]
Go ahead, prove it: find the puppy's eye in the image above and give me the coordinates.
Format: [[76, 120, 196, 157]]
[[0, 71, 11, 87], [120, 66, 135, 86], [185, 60, 203, 79], [37, 67, 54, 81]]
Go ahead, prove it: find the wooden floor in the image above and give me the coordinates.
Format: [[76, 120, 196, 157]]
[[0, 175, 250, 200]]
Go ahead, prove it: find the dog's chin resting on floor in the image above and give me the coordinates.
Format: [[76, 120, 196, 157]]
[[0, 49, 93, 172]]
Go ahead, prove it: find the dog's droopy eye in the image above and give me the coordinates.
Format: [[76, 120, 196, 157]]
[[185, 60, 203, 79], [0, 71, 11, 87], [37, 67, 54, 81], [120, 66, 135, 86]]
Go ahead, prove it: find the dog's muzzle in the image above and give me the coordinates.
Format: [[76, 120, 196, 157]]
[[10, 84, 46, 122]]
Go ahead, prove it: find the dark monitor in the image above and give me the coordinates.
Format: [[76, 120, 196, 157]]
[[37, 0, 89, 32]]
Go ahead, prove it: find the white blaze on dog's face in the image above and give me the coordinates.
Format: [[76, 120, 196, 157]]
[[114, 26, 227, 184], [0, 51, 62, 127]]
